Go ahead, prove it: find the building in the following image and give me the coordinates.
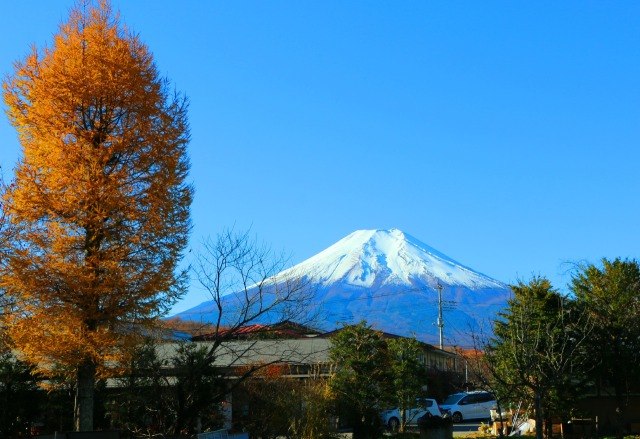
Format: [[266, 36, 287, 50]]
[[150, 321, 457, 430]]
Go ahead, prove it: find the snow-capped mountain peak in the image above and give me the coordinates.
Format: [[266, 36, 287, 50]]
[[283, 228, 504, 290]]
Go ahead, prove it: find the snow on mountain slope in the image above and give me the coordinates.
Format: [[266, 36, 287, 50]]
[[281, 228, 505, 290], [173, 228, 511, 346]]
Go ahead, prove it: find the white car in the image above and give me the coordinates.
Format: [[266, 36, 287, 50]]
[[379, 398, 442, 429], [439, 391, 497, 423]]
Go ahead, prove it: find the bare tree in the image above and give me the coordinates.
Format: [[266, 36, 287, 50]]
[[105, 229, 321, 435], [181, 228, 321, 423], [191, 228, 317, 334]]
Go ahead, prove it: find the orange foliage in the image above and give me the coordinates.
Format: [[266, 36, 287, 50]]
[[262, 364, 290, 379], [1, 0, 192, 384], [237, 362, 291, 380]]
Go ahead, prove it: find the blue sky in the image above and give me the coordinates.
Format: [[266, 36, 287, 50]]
[[1, 1, 638, 314]]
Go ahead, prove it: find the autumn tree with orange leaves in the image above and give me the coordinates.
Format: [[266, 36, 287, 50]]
[[1, 0, 192, 431]]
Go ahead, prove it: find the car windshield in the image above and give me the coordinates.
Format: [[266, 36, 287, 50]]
[[442, 394, 464, 405]]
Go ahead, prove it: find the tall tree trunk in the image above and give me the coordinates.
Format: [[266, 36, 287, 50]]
[[534, 392, 544, 439], [75, 360, 96, 431]]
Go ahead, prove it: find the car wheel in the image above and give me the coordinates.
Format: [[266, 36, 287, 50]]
[[388, 417, 400, 430], [452, 412, 463, 423]]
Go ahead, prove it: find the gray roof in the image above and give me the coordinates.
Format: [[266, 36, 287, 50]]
[[156, 337, 332, 368]]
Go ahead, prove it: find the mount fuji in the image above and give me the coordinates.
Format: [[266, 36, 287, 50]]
[[173, 229, 511, 347]]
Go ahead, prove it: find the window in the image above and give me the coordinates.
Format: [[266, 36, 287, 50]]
[[475, 393, 495, 403], [459, 395, 475, 405]]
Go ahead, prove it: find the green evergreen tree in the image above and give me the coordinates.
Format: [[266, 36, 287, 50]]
[[106, 340, 169, 435], [571, 258, 640, 439], [329, 322, 392, 439], [106, 340, 225, 436], [387, 336, 429, 431], [0, 350, 41, 437], [486, 276, 590, 439], [170, 342, 226, 435]]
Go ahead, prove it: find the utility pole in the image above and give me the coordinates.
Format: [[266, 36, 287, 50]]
[[436, 283, 444, 350]]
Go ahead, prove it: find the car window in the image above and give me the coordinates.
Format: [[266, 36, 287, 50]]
[[475, 393, 495, 403], [443, 394, 464, 405], [459, 395, 475, 405]]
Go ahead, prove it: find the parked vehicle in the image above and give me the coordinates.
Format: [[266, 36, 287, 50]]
[[379, 398, 442, 429], [439, 391, 497, 423]]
